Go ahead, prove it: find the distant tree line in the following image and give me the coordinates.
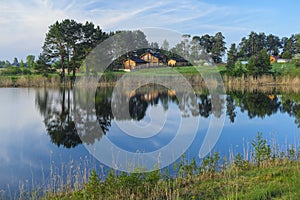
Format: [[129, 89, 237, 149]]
[[1, 18, 300, 78], [226, 32, 300, 76]]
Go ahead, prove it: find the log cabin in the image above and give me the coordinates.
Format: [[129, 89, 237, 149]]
[[140, 52, 165, 66], [123, 57, 148, 71], [167, 58, 189, 67]]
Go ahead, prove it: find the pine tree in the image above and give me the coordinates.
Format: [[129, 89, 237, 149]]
[[211, 32, 226, 63], [226, 43, 238, 71]]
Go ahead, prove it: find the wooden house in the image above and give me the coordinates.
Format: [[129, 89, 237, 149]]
[[140, 52, 165, 65], [270, 56, 277, 64], [167, 58, 189, 67], [123, 57, 148, 70]]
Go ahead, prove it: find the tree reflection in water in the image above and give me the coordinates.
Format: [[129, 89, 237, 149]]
[[35, 85, 300, 148], [35, 88, 81, 148]]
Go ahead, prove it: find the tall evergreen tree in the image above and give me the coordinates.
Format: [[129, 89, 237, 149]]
[[282, 34, 297, 56], [266, 34, 281, 56], [226, 43, 238, 71], [247, 49, 271, 76], [211, 32, 226, 63], [35, 53, 53, 76], [199, 34, 213, 53]]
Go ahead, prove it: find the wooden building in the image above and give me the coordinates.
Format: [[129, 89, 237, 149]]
[[123, 57, 148, 70], [270, 56, 277, 64], [167, 58, 189, 67], [140, 52, 165, 65]]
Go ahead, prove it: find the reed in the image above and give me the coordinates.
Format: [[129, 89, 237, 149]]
[[41, 132, 300, 200]]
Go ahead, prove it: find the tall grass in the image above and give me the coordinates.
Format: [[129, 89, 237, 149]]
[[40, 132, 300, 200], [0, 75, 76, 87]]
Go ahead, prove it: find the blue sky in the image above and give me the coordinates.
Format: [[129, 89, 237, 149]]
[[0, 0, 299, 61]]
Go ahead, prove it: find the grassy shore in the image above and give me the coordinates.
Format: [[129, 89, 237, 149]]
[[0, 63, 300, 88], [40, 133, 300, 200], [1, 63, 300, 88]]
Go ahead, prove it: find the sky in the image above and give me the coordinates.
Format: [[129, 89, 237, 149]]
[[0, 0, 299, 62]]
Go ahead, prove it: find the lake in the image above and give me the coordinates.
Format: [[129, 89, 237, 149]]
[[0, 85, 300, 197]]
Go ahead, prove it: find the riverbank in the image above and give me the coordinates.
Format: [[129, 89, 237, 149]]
[[44, 162, 300, 200], [1, 66, 300, 89], [39, 133, 300, 200], [0, 75, 73, 88]]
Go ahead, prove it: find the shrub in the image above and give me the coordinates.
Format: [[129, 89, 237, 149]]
[[251, 132, 271, 166]]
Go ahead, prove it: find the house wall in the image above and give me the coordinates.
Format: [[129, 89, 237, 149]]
[[123, 59, 136, 70], [168, 59, 176, 67], [270, 56, 276, 64], [141, 52, 159, 63]]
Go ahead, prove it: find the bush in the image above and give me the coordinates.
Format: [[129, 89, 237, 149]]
[[21, 67, 32, 75], [1, 66, 22, 75], [0, 66, 33, 75], [292, 59, 300, 67]]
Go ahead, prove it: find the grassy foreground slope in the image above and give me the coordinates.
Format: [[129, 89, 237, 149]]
[[44, 162, 300, 200], [43, 133, 300, 200]]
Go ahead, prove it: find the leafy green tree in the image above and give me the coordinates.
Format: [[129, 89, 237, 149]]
[[296, 34, 300, 54], [266, 34, 281, 56], [246, 32, 258, 57], [41, 19, 108, 79], [35, 53, 53, 76], [282, 51, 292, 59], [211, 32, 226, 63], [232, 60, 247, 76], [190, 36, 205, 63], [77, 21, 108, 75], [107, 30, 149, 70], [26, 55, 35, 68], [42, 21, 67, 78], [257, 49, 271, 71], [150, 42, 159, 49], [0, 60, 5, 68], [170, 34, 192, 60], [161, 39, 169, 50], [237, 32, 276, 59], [199, 34, 213, 53], [282, 35, 297, 56], [247, 56, 257, 75], [20, 60, 25, 68], [13, 57, 18, 66], [247, 49, 271, 76], [226, 43, 238, 71], [237, 37, 249, 59], [3, 60, 11, 68]]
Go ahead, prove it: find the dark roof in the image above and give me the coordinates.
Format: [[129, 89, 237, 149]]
[[169, 57, 189, 62], [128, 57, 148, 63]]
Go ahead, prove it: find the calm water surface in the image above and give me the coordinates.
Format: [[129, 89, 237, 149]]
[[0, 86, 300, 197]]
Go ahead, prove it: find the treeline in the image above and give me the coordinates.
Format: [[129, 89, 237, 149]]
[[226, 32, 300, 76], [1, 18, 300, 78]]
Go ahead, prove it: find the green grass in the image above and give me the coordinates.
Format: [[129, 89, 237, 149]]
[[42, 133, 300, 200], [271, 62, 300, 77], [43, 160, 300, 200]]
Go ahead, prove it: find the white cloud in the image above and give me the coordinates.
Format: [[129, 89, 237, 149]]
[[0, 0, 275, 61]]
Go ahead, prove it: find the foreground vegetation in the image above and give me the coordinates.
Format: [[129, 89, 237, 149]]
[[39, 133, 300, 200]]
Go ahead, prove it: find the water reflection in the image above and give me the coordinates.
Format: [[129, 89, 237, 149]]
[[227, 90, 300, 127], [35, 88, 81, 148], [1, 87, 300, 196], [35, 86, 300, 149]]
